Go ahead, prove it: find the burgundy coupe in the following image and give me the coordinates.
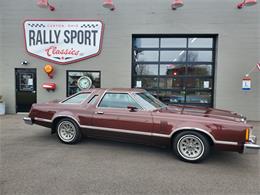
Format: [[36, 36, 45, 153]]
[[24, 88, 259, 162]]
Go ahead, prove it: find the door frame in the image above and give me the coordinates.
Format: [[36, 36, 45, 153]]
[[15, 68, 37, 113]]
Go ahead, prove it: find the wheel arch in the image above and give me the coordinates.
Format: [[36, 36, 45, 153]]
[[51, 115, 80, 133], [171, 128, 214, 146]]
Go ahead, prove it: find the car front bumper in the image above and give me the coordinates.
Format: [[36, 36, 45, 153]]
[[23, 117, 33, 125], [244, 135, 260, 154]]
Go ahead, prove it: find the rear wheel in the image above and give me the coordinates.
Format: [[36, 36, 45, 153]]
[[56, 118, 82, 144], [173, 131, 210, 163]]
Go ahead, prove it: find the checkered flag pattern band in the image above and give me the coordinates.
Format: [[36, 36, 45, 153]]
[[28, 24, 46, 28], [81, 24, 99, 28], [257, 63, 260, 71]]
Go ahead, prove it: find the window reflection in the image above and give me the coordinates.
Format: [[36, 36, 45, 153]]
[[160, 50, 186, 62], [161, 38, 186, 48], [186, 91, 212, 104], [188, 38, 213, 48], [187, 51, 212, 62], [159, 78, 184, 89], [187, 64, 212, 76], [185, 78, 212, 89], [157, 90, 185, 104], [132, 36, 215, 107], [160, 64, 186, 76], [134, 50, 159, 62], [134, 77, 158, 88], [135, 64, 158, 75], [134, 38, 159, 48]]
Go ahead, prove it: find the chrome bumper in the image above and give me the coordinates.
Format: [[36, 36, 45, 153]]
[[23, 117, 33, 125], [243, 135, 260, 154]]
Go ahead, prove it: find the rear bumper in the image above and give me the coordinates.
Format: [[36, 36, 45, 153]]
[[23, 117, 33, 125], [243, 135, 260, 154]]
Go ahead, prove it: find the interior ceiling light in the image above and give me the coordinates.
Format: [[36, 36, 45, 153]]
[[237, 0, 257, 9], [103, 0, 115, 11], [37, 0, 55, 11], [171, 0, 184, 10]]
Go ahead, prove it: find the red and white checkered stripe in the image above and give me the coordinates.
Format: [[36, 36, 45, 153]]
[[257, 63, 260, 71]]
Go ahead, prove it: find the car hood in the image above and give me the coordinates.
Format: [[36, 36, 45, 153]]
[[159, 105, 246, 123]]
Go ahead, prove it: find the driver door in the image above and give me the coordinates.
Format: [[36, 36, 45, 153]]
[[92, 92, 153, 134]]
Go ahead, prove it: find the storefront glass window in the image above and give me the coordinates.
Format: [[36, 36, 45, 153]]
[[67, 71, 101, 96], [161, 38, 186, 48], [132, 35, 216, 107], [188, 38, 213, 48], [160, 50, 187, 62]]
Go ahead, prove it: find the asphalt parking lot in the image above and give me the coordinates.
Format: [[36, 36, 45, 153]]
[[0, 115, 259, 195]]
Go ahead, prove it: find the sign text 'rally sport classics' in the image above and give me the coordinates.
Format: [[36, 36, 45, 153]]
[[23, 20, 104, 65]]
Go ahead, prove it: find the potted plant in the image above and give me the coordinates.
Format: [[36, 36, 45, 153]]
[[0, 95, 5, 115]]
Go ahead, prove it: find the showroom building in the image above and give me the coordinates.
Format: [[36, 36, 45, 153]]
[[0, 0, 259, 120]]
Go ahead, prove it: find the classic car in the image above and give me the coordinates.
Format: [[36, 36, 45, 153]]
[[23, 88, 260, 162]]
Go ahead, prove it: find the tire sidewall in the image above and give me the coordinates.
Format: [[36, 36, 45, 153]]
[[173, 131, 210, 163], [56, 118, 82, 144]]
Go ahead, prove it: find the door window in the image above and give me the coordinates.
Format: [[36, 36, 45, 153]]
[[98, 93, 142, 109], [19, 73, 34, 91], [62, 93, 90, 104]]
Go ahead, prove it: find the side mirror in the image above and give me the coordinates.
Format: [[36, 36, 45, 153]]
[[127, 105, 138, 112]]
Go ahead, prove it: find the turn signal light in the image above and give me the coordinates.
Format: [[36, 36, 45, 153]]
[[245, 128, 250, 141]]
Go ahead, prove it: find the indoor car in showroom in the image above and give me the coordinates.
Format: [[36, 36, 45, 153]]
[[24, 88, 260, 162]]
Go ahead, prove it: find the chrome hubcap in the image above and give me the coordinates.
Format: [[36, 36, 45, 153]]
[[177, 135, 204, 161], [58, 121, 76, 142]]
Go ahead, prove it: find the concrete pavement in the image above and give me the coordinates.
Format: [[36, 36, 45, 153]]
[[1, 115, 259, 195]]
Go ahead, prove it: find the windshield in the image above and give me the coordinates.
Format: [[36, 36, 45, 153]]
[[133, 91, 166, 110]]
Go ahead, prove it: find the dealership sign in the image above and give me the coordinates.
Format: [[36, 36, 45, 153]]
[[23, 20, 104, 64]]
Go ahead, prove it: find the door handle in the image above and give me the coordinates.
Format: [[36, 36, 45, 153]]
[[95, 111, 104, 115]]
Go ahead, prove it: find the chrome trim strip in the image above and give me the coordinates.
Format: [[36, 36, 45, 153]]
[[214, 140, 238, 146], [23, 117, 33, 125], [151, 133, 169, 138], [81, 125, 152, 136], [95, 89, 108, 108], [34, 117, 52, 123], [79, 125, 238, 145], [59, 91, 93, 104]]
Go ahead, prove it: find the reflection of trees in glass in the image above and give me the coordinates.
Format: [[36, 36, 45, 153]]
[[135, 65, 154, 75], [187, 51, 198, 62], [178, 51, 198, 62], [188, 65, 210, 75], [166, 65, 185, 76]]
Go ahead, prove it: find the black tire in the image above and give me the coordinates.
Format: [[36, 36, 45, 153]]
[[56, 118, 82, 144], [172, 131, 210, 163]]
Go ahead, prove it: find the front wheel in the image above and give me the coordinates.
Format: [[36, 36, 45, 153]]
[[56, 118, 82, 144], [173, 131, 210, 163]]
